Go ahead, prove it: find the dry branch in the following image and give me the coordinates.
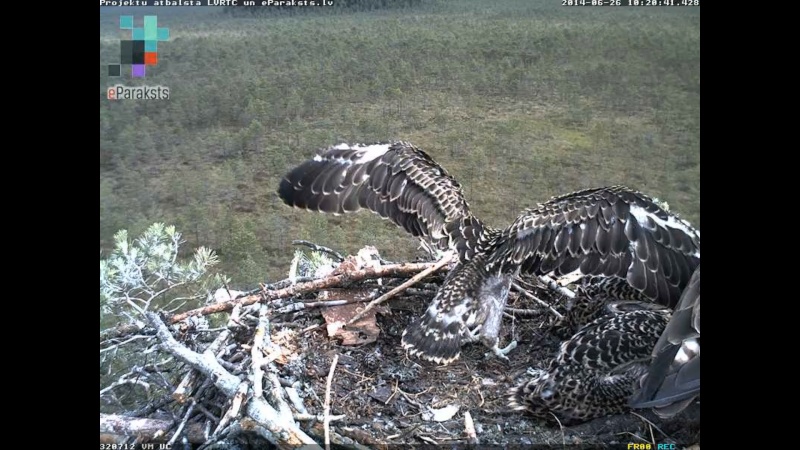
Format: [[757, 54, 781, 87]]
[[323, 354, 339, 450], [173, 370, 199, 404], [100, 322, 149, 342], [144, 312, 320, 449], [214, 382, 249, 437], [100, 413, 206, 444], [251, 305, 269, 399], [170, 261, 447, 323], [310, 423, 375, 450], [292, 240, 345, 262], [512, 281, 564, 320], [168, 400, 196, 447], [345, 253, 453, 326], [463, 411, 478, 445], [538, 275, 576, 298]]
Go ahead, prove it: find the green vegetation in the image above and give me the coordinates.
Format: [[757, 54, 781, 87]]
[[100, 223, 225, 328], [99, 224, 226, 406], [100, 0, 700, 289]]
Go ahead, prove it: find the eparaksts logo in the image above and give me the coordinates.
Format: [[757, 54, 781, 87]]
[[107, 85, 170, 100]]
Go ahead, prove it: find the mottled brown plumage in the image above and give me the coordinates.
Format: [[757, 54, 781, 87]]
[[509, 306, 671, 424], [278, 141, 700, 364]]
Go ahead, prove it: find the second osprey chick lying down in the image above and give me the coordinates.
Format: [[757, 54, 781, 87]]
[[278, 141, 700, 365]]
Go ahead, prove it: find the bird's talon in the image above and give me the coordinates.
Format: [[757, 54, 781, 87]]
[[498, 340, 518, 356], [464, 326, 482, 343], [486, 340, 517, 361]]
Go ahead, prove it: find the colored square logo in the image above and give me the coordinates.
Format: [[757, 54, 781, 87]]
[[132, 65, 146, 78], [109, 15, 168, 78], [119, 16, 133, 29], [144, 16, 158, 40]]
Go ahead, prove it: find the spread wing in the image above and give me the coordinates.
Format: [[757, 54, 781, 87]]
[[488, 186, 700, 307], [277, 141, 486, 261], [629, 265, 700, 416]]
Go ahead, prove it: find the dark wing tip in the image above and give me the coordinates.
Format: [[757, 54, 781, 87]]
[[629, 355, 700, 411], [277, 176, 297, 206], [630, 265, 700, 414]]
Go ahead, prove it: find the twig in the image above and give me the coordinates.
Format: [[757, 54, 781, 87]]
[[100, 335, 151, 353], [302, 323, 325, 334], [193, 402, 220, 424], [630, 411, 674, 443], [463, 411, 478, 445], [324, 354, 339, 450], [285, 386, 309, 415], [292, 240, 345, 262], [346, 252, 454, 326], [263, 276, 314, 291], [511, 282, 564, 320], [549, 412, 566, 446], [538, 275, 576, 298], [99, 375, 150, 398], [295, 413, 346, 422], [167, 399, 196, 447], [274, 292, 379, 315], [418, 435, 439, 445], [504, 306, 544, 316]]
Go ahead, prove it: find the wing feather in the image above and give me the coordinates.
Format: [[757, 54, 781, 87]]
[[278, 141, 488, 261], [487, 186, 699, 307], [630, 265, 700, 416]]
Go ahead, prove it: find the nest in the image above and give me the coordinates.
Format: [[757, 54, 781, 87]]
[[99, 244, 700, 449]]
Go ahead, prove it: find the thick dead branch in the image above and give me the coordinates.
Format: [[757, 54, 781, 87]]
[[173, 370, 199, 404], [100, 413, 206, 444], [170, 261, 447, 323], [214, 382, 249, 437], [251, 305, 269, 399], [285, 386, 309, 415]]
